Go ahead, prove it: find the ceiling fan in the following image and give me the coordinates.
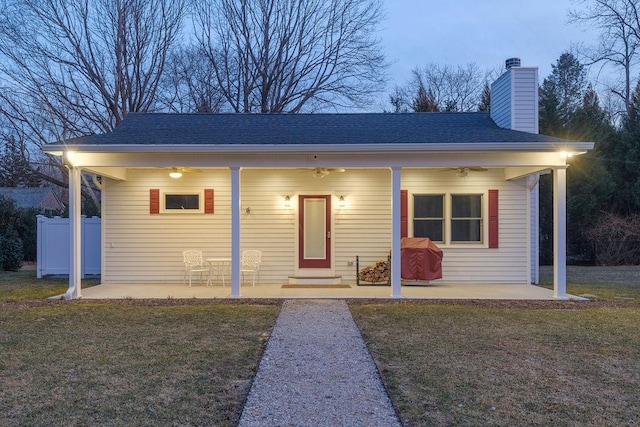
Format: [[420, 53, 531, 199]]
[[300, 167, 346, 178], [441, 167, 488, 177], [166, 167, 203, 178]]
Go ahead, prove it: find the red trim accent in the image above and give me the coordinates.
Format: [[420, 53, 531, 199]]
[[204, 189, 214, 214], [150, 189, 160, 214], [298, 195, 331, 268], [400, 190, 408, 238], [488, 189, 499, 248]]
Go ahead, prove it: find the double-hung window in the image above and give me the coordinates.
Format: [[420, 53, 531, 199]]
[[413, 194, 444, 242], [413, 193, 483, 244], [451, 194, 482, 242]]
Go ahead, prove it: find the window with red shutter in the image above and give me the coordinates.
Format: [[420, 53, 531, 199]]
[[150, 189, 160, 214], [488, 189, 499, 248], [400, 190, 408, 238], [204, 189, 214, 214]]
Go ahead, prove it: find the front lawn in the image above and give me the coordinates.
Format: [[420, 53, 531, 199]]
[[0, 270, 99, 300], [352, 267, 640, 425], [351, 302, 640, 426], [0, 301, 280, 426], [539, 265, 640, 301]]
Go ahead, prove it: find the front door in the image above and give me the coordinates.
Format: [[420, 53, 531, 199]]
[[298, 195, 331, 269]]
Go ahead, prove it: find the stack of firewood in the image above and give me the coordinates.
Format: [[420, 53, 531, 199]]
[[358, 259, 390, 283]]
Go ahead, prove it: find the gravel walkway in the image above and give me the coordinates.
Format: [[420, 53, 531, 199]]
[[239, 299, 402, 427]]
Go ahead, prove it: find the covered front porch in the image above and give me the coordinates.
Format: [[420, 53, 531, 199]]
[[44, 113, 594, 301], [72, 281, 586, 300]]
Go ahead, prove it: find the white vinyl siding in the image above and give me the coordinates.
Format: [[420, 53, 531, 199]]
[[512, 67, 539, 134], [529, 175, 540, 284], [102, 169, 232, 284], [491, 66, 539, 134], [402, 168, 529, 284], [102, 168, 530, 285], [102, 168, 392, 284], [240, 168, 391, 283], [490, 71, 512, 129]]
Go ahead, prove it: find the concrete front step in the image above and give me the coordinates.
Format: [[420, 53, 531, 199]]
[[288, 276, 342, 285]]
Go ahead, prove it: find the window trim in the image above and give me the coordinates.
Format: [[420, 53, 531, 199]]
[[450, 193, 483, 244], [411, 192, 487, 247], [412, 193, 445, 243], [161, 190, 204, 214]]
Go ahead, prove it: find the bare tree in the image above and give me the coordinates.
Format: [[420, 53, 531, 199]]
[[570, 0, 640, 112], [191, 0, 387, 113], [0, 0, 186, 195], [394, 63, 493, 113], [160, 47, 227, 113], [0, 0, 186, 134]]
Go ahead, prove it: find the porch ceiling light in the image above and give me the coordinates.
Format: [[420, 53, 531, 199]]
[[560, 150, 587, 159], [64, 150, 76, 167], [169, 168, 183, 178], [560, 151, 573, 159]]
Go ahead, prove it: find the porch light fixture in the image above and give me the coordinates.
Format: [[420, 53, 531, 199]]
[[560, 150, 587, 159], [338, 195, 346, 208], [169, 168, 183, 179], [64, 151, 76, 167], [284, 195, 291, 208]]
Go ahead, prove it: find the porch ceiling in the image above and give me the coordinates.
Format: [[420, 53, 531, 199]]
[[61, 150, 573, 173]]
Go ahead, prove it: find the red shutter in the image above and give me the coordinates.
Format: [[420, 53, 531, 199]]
[[401, 190, 408, 238], [488, 189, 498, 248], [150, 189, 160, 214], [204, 189, 214, 214]]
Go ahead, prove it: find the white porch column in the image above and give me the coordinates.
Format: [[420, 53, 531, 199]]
[[66, 166, 82, 300], [390, 166, 402, 298], [230, 167, 241, 298], [553, 167, 568, 299]]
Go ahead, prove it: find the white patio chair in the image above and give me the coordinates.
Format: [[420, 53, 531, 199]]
[[183, 250, 209, 287], [240, 250, 262, 287]]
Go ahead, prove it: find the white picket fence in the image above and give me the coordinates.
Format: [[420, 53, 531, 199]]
[[36, 215, 101, 278]]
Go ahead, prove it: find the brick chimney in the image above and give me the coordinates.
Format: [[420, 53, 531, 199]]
[[490, 58, 539, 134]]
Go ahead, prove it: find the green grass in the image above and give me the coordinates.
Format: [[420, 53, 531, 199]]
[[3, 267, 640, 426], [0, 270, 100, 300], [0, 301, 280, 427], [351, 302, 640, 426], [539, 265, 640, 301], [351, 267, 640, 426]]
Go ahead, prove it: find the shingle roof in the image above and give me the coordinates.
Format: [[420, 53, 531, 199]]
[[0, 187, 64, 211], [57, 112, 571, 146]]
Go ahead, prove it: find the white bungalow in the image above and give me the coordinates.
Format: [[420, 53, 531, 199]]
[[43, 59, 593, 299]]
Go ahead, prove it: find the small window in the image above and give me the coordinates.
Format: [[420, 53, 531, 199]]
[[164, 193, 201, 211], [413, 194, 444, 242], [451, 194, 482, 242]]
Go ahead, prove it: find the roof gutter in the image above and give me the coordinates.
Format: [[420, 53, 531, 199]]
[[43, 141, 595, 155]]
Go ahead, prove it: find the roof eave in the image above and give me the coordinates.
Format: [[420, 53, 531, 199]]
[[43, 141, 595, 154]]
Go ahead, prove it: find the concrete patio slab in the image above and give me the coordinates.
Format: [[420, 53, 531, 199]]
[[67, 282, 586, 300]]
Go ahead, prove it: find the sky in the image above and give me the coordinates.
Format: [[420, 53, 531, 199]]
[[380, 0, 596, 87]]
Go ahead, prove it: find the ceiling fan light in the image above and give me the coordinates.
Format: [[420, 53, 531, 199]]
[[456, 168, 468, 178], [169, 168, 182, 178], [313, 169, 326, 178]]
